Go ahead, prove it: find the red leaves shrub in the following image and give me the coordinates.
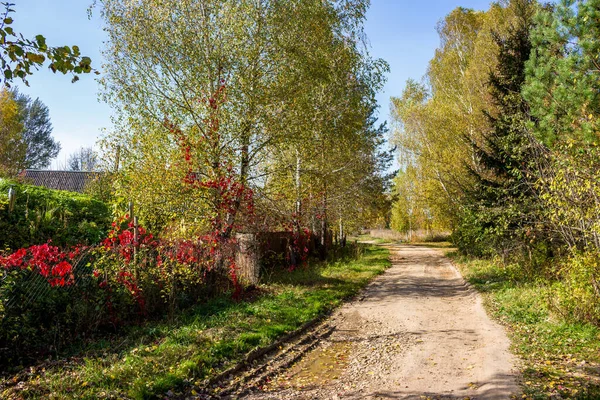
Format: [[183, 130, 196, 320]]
[[0, 242, 89, 366], [0, 242, 77, 287], [101, 214, 157, 263], [287, 226, 311, 271], [91, 213, 246, 318], [2, 248, 27, 268]]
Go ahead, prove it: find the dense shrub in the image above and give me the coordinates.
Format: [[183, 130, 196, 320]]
[[551, 251, 600, 326], [451, 208, 493, 258], [0, 179, 111, 250]]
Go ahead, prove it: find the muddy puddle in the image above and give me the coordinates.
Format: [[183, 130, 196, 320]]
[[268, 340, 354, 390]]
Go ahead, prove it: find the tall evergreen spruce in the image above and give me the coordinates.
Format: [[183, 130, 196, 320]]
[[459, 2, 542, 258]]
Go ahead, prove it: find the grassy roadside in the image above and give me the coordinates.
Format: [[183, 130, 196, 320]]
[[0, 245, 390, 400], [449, 252, 600, 399]]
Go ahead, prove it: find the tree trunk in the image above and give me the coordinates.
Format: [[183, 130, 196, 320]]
[[295, 150, 301, 217], [320, 186, 327, 260], [223, 137, 250, 240], [339, 216, 345, 247]]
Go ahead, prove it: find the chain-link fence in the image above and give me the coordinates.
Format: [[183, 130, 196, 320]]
[[1, 247, 96, 314]]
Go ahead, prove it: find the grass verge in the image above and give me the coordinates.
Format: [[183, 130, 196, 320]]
[[0, 245, 390, 400], [450, 252, 600, 399]]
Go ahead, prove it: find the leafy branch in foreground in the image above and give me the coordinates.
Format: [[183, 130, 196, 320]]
[[0, 2, 98, 86]]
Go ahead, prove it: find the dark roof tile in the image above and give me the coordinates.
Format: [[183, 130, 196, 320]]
[[21, 170, 103, 193]]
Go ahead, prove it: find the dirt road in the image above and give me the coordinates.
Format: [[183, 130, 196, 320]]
[[242, 244, 519, 399]]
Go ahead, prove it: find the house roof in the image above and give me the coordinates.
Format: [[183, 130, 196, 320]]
[[20, 170, 103, 193]]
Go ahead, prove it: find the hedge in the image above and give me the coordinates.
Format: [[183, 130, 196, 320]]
[[0, 179, 111, 250]]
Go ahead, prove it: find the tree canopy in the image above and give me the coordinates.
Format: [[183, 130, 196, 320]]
[[390, 0, 600, 265], [0, 87, 24, 175]]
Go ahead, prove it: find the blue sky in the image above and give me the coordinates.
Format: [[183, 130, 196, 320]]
[[13, 0, 492, 169]]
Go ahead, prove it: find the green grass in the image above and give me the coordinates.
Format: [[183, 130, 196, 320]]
[[450, 252, 600, 399], [0, 246, 390, 400]]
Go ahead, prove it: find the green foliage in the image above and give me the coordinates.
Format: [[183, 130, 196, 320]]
[[0, 180, 111, 249], [99, 0, 390, 247], [390, 2, 524, 230], [552, 251, 600, 325], [84, 172, 116, 203], [451, 207, 493, 257], [390, 0, 554, 260], [523, 0, 600, 255], [390, 166, 439, 238], [459, 1, 545, 259], [0, 87, 25, 176], [524, 0, 600, 147], [0, 2, 97, 86], [538, 146, 600, 251]]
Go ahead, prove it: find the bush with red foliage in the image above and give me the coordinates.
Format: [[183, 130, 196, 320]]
[[0, 242, 80, 287]]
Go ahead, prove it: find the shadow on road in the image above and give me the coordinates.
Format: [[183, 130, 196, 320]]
[[371, 372, 517, 399]]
